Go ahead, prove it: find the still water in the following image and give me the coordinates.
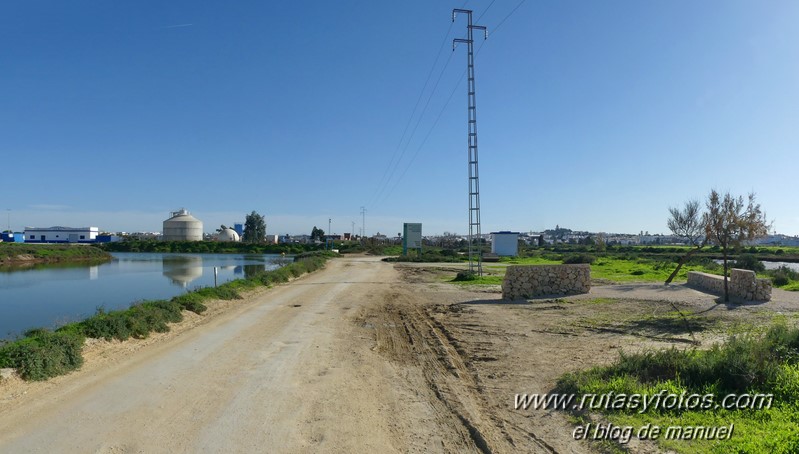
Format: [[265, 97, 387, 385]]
[[0, 253, 290, 340], [712, 260, 799, 272]]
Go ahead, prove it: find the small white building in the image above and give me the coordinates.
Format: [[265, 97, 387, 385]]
[[491, 231, 520, 257], [25, 226, 99, 243]]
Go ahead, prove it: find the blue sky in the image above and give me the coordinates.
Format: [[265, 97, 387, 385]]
[[2, 1, 797, 236]]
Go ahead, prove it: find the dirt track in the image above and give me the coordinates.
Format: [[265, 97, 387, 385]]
[[2, 257, 797, 453]]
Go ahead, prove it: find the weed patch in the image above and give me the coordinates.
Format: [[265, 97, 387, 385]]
[[556, 323, 799, 452], [0, 329, 85, 380]]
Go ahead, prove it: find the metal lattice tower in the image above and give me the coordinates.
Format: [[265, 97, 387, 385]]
[[453, 9, 487, 276]]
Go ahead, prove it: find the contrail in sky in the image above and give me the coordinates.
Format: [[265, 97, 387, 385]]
[[161, 23, 194, 29]]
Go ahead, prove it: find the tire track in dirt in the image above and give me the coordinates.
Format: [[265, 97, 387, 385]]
[[360, 285, 560, 454]]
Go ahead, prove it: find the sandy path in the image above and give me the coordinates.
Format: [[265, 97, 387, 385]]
[[0, 257, 478, 453]]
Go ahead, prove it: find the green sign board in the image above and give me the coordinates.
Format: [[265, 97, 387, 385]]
[[402, 223, 422, 255]]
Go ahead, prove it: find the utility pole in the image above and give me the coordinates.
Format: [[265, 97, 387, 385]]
[[351, 221, 355, 239], [453, 8, 487, 276], [360, 206, 367, 241]]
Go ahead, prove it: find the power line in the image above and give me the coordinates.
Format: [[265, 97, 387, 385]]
[[376, 1, 526, 207], [379, 40, 486, 205], [369, 21, 457, 207], [492, 0, 527, 34], [475, 0, 497, 22], [369, 0, 472, 209], [370, 49, 457, 207]]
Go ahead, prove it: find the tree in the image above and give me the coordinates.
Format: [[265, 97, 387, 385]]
[[243, 211, 266, 243], [310, 226, 325, 242], [215, 224, 228, 233], [704, 190, 769, 302], [665, 200, 707, 284]]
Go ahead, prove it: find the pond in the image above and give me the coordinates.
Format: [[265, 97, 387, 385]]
[[0, 252, 290, 340]]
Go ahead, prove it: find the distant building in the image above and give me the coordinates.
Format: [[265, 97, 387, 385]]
[[0, 232, 25, 243], [491, 231, 520, 256], [216, 228, 240, 242], [95, 235, 121, 243], [162, 209, 203, 241], [25, 226, 99, 243], [233, 223, 244, 237]]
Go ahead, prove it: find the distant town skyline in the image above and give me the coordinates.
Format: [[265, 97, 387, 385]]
[[5, 206, 798, 239], [2, 2, 797, 237]]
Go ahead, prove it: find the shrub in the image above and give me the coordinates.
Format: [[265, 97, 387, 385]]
[[80, 309, 132, 340], [733, 253, 765, 272], [0, 329, 85, 381], [171, 293, 208, 314], [79, 300, 185, 341], [770, 266, 798, 287], [453, 271, 477, 281], [773, 271, 791, 287], [562, 253, 596, 265]]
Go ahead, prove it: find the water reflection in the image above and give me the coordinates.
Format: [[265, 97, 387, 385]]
[[244, 263, 265, 279], [162, 255, 204, 288], [0, 252, 289, 339]]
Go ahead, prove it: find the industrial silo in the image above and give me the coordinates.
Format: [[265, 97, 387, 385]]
[[163, 209, 203, 241]]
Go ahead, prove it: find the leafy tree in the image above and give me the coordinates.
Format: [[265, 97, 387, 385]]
[[310, 226, 325, 241], [704, 190, 769, 302], [243, 211, 266, 243], [594, 233, 606, 252], [215, 225, 228, 233], [665, 199, 707, 284]]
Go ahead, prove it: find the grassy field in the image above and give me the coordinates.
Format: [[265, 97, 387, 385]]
[[556, 323, 799, 453], [383, 244, 799, 291], [439, 250, 799, 291]]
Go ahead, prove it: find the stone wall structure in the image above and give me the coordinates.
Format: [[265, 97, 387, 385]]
[[687, 269, 772, 302], [502, 264, 591, 300]]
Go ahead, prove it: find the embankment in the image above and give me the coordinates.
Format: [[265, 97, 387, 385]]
[[0, 244, 111, 267]]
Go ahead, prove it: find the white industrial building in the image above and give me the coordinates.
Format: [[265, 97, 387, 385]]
[[25, 226, 99, 243], [163, 209, 203, 241], [216, 228, 240, 242], [491, 231, 520, 257]]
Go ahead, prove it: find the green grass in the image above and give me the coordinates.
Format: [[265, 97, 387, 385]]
[[499, 256, 562, 265], [0, 243, 111, 263], [475, 255, 724, 284], [781, 281, 799, 292], [555, 323, 799, 453], [590, 258, 719, 283], [582, 297, 618, 305]]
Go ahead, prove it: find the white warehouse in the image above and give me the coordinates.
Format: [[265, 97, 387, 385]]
[[25, 226, 99, 243], [490, 231, 520, 257]]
